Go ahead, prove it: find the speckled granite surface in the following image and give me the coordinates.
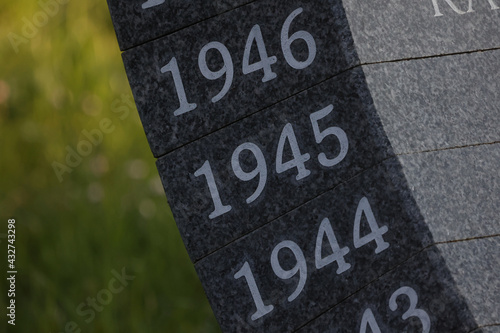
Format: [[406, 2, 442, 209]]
[[439, 237, 500, 327], [397, 144, 500, 243], [105, 1, 500, 331]]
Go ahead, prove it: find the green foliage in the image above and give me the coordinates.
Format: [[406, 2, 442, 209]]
[[0, 1, 220, 332]]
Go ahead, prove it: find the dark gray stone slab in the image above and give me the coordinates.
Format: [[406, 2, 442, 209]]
[[397, 143, 500, 243], [362, 49, 500, 155], [157, 68, 392, 261], [107, 0, 254, 50], [123, 0, 357, 156], [343, 0, 500, 63], [297, 237, 500, 332], [195, 158, 434, 332]]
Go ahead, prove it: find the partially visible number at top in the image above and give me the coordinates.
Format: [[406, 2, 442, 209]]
[[160, 7, 317, 116], [142, 0, 164, 9]]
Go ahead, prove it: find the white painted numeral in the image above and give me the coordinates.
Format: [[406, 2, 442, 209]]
[[271, 240, 307, 302], [281, 7, 317, 70], [234, 262, 274, 321], [353, 197, 389, 254], [198, 41, 234, 103], [315, 218, 351, 273], [231, 143, 268, 204], [310, 105, 349, 167], [242, 24, 277, 82], [389, 286, 431, 333], [360, 308, 382, 333], [194, 160, 232, 219], [142, 0, 164, 9], [275, 123, 311, 181], [161, 57, 197, 116]]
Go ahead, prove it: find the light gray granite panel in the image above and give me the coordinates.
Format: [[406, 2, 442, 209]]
[[107, 0, 255, 50], [342, 0, 500, 63], [362, 49, 500, 155], [105, 1, 500, 331], [439, 236, 500, 328], [397, 143, 500, 243]]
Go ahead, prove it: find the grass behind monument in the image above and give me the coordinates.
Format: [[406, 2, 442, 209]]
[[0, 1, 220, 332]]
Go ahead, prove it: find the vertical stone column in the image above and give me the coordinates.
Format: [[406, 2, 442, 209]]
[[106, 0, 499, 331]]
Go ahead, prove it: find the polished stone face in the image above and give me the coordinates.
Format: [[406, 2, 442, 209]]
[[106, 0, 500, 332]]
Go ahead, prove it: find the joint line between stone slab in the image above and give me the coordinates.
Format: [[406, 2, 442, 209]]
[[468, 323, 500, 333], [396, 140, 500, 157], [359, 46, 500, 68], [120, 0, 259, 52]]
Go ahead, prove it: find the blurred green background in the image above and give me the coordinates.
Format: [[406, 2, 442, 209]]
[[0, 1, 220, 332]]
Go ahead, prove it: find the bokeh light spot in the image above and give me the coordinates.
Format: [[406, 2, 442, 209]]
[[87, 182, 104, 203], [139, 198, 156, 219], [0, 80, 11, 104], [126, 159, 149, 179]]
